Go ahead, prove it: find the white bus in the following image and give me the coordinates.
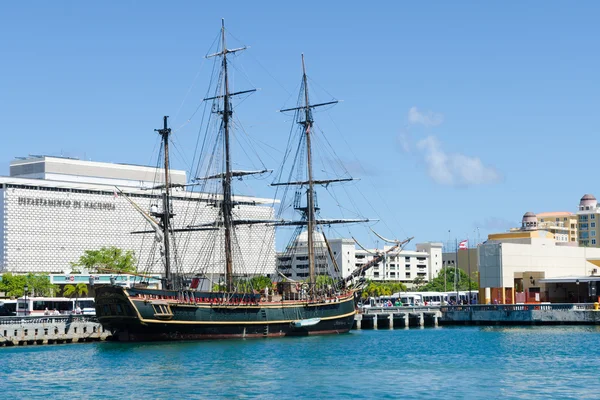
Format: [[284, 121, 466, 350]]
[[16, 297, 95, 316], [414, 292, 444, 306], [391, 292, 423, 306], [445, 291, 478, 305], [0, 300, 17, 316]]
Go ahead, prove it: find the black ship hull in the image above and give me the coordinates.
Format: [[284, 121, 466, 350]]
[[95, 286, 356, 341]]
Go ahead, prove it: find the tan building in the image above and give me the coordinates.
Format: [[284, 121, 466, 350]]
[[536, 211, 577, 244]]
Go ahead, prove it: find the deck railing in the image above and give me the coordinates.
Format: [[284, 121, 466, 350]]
[[441, 303, 594, 312], [0, 315, 98, 325]]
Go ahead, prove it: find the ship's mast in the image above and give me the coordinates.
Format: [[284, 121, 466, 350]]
[[301, 55, 317, 289], [203, 20, 254, 293], [155, 116, 173, 289], [220, 20, 234, 292]]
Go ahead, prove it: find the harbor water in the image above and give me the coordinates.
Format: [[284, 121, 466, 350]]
[[3, 326, 600, 399]]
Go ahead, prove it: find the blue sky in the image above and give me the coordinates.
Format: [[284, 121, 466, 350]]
[[1, 2, 599, 250]]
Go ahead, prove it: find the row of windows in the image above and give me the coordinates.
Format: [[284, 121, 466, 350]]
[[579, 231, 596, 239], [540, 217, 570, 222], [5, 183, 262, 205], [579, 214, 597, 221]]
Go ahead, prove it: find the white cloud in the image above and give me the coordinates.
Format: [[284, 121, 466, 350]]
[[408, 107, 444, 127], [416, 136, 502, 186], [397, 132, 411, 153]]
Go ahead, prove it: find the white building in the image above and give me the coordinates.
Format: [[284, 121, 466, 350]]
[[276, 233, 443, 288], [1, 156, 276, 277], [10, 155, 187, 189], [356, 242, 443, 287]]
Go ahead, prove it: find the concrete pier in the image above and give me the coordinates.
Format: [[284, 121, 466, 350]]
[[0, 315, 111, 346], [439, 303, 600, 325], [354, 306, 442, 330]]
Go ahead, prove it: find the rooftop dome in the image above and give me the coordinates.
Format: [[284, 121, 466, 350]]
[[521, 211, 538, 231], [580, 194, 597, 209]]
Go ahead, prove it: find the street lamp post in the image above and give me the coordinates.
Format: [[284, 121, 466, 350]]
[[576, 279, 580, 303], [23, 284, 29, 316]]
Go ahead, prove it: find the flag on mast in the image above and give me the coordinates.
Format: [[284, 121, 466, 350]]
[[459, 239, 468, 250]]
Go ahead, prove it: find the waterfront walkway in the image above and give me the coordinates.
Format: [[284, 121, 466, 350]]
[[354, 303, 600, 329], [440, 303, 600, 325], [0, 315, 111, 346]]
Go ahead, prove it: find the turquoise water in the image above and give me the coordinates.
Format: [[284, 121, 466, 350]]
[[2, 326, 600, 399]]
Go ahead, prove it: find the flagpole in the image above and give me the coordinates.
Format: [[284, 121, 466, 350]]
[[445, 230, 450, 293], [454, 238, 458, 296], [467, 235, 471, 304]]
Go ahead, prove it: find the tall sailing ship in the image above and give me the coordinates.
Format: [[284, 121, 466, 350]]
[[94, 21, 407, 341]]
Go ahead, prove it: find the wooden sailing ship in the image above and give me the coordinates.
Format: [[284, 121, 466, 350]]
[[94, 21, 405, 341]]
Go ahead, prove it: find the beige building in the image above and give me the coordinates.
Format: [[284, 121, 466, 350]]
[[479, 211, 600, 304], [536, 211, 577, 244]]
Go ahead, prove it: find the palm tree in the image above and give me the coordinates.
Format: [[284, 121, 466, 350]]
[[63, 283, 89, 312]]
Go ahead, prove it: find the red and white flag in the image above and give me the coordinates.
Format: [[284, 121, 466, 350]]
[[459, 239, 468, 250]]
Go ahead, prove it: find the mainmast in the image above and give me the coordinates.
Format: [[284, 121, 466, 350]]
[[204, 19, 252, 292], [155, 116, 173, 289], [301, 54, 317, 289]]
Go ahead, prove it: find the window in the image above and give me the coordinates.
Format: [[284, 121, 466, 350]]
[[405, 264, 410, 270], [592, 231, 596, 237], [405, 272, 410, 278], [592, 222, 596, 228], [405, 257, 410, 262], [593, 239, 597, 245], [593, 215, 596, 220]]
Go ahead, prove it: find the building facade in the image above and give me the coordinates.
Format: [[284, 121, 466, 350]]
[[536, 211, 577, 243], [276, 237, 443, 288], [1, 156, 276, 278]]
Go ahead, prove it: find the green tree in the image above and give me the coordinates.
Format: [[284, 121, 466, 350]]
[[316, 275, 335, 288], [361, 281, 407, 299], [412, 276, 426, 290], [72, 246, 137, 274], [215, 275, 273, 293], [63, 282, 89, 310], [419, 267, 479, 292], [0, 273, 58, 297], [63, 283, 89, 298]]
